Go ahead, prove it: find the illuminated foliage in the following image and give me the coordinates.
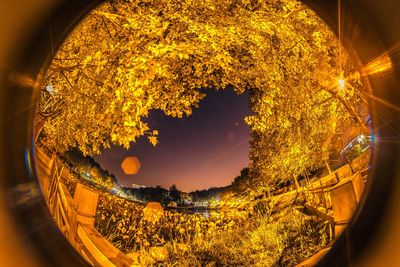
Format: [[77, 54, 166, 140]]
[[38, 0, 366, 186]]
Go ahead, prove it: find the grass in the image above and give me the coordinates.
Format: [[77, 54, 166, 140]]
[[162, 207, 330, 267]]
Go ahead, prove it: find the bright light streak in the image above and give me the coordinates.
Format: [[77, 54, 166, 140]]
[[366, 92, 400, 112], [362, 53, 393, 76]]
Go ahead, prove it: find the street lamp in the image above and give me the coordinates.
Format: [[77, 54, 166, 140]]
[[338, 78, 345, 90]]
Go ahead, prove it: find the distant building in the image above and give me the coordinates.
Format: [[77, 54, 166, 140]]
[[180, 192, 193, 205], [340, 133, 370, 161], [131, 184, 146, 189], [193, 201, 209, 207]]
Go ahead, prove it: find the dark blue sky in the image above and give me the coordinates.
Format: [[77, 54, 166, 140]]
[[94, 88, 251, 192]]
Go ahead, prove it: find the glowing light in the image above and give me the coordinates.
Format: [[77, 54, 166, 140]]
[[143, 202, 164, 222], [9, 73, 35, 87], [121, 156, 141, 175], [362, 53, 393, 76], [338, 78, 345, 90], [370, 134, 375, 142]]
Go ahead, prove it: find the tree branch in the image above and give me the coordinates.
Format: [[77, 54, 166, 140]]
[[323, 88, 368, 132]]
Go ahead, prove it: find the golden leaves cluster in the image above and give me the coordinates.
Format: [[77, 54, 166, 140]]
[[38, 0, 365, 187]]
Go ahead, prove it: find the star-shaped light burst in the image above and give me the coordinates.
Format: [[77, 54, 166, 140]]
[[338, 78, 345, 90]]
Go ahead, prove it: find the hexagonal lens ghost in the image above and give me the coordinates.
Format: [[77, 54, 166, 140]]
[[121, 156, 141, 175]]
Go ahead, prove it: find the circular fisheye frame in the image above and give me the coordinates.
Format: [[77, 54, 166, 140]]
[[0, 0, 400, 267]]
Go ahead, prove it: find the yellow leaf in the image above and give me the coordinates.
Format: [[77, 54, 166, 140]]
[[148, 136, 158, 146]]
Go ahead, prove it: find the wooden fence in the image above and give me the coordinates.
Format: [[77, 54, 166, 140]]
[[34, 146, 134, 267], [296, 152, 369, 267]]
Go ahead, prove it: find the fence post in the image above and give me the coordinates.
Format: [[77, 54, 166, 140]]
[[330, 173, 364, 237], [69, 183, 99, 245]]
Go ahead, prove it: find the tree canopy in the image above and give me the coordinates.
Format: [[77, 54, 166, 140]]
[[38, 0, 366, 187]]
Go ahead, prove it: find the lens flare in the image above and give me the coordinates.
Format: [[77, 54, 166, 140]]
[[362, 53, 393, 76], [338, 78, 346, 89]]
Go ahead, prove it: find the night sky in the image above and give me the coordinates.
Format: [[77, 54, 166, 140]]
[[94, 88, 251, 192]]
